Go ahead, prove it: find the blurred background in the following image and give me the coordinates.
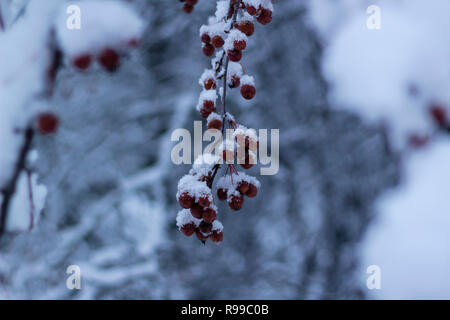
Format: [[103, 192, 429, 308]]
[[2, 0, 447, 299]]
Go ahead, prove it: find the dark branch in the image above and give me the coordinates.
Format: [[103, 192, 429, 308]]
[[0, 128, 35, 238]]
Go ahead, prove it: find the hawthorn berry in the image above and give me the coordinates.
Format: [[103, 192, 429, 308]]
[[198, 196, 211, 208], [217, 188, 228, 201], [201, 101, 216, 118], [246, 5, 257, 16], [228, 194, 244, 211], [246, 184, 258, 198], [190, 203, 204, 219], [201, 33, 211, 44], [227, 49, 242, 62], [181, 223, 196, 237], [203, 44, 215, 57], [229, 75, 241, 88], [196, 229, 209, 241], [99, 48, 120, 72], [208, 119, 223, 130], [430, 105, 447, 126], [212, 35, 225, 48], [241, 84, 256, 100], [234, 39, 247, 51], [210, 231, 223, 243], [183, 4, 194, 14], [204, 78, 216, 90], [257, 8, 273, 25], [202, 208, 217, 223], [236, 21, 255, 37], [238, 181, 249, 194], [178, 192, 194, 209], [72, 54, 92, 71], [199, 221, 213, 234], [37, 113, 59, 135]]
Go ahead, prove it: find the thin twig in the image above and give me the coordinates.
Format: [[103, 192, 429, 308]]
[[0, 128, 35, 237]]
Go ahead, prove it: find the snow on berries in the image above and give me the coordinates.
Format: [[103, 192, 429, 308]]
[[240, 75, 256, 100], [176, 0, 273, 244], [207, 113, 223, 131], [197, 90, 218, 118]]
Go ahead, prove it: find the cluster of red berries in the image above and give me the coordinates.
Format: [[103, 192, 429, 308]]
[[176, 0, 273, 245], [72, 48, 121, 72], [180, 0, 198, 14], [217, 172, 259, 211], [71, 41, 140, 73], [177, 166, 223, 243], [220, 126, 259, 169]]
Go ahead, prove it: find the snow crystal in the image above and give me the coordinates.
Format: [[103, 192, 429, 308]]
[[212, 220, 224, 232], [227, 62, 243, 81], [199, 69, 216, 86], [176, 209, 201, 229], [177, 175, 212, 203], [207, 112, 222, 123], [224, 29, 247, 51], [240, 75, 255, 86]]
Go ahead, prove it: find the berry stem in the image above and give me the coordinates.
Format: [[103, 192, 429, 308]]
[[221, 0, 241, 135]]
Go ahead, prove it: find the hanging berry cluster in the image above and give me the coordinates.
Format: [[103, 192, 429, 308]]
[[176, 0, 273, 244]]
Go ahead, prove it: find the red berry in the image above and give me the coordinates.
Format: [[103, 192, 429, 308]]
[[204, 78, 216, 90], [408, 134, 429, 149], [238, 181, 249, 194], [99, 48, 120, 72], [227, 49, 242, 62], [201, 33, 211, 44], [202, 208, 217, 223], [128, 38, 140, 48], [430, 105, 447, 126], [203, 44, 215, 57], [234, 40, 246, 51], [37, 113, 59, 135], [181, 223, 196, 237], [178, 192, 194, 209], [211, 35, 225, 48], [208, 119, 223, 131], [186, 0, 197, 5], [210, 231, 223, 243], [246, 184, 258, 198], [201, 101, 216, 118], [190, 204, 204, 219], [241, 163, 253, 170], [196, 229, 209, 241], [183, 4, 194, 14], [246, 5, 257, 15], [236, 21, 255, 37], [229, 75, 241, 88], [199, 221, 213, 234], [228, 194, 244, 211], [257, 8, 272, 25], [72, 54, 91, 70], [217, 188, 228, 201], [198, 196, 211, 208], [241, 84, 256, 100]]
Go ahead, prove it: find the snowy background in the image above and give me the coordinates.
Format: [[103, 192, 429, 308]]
[[0, 0, 448, 299]]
